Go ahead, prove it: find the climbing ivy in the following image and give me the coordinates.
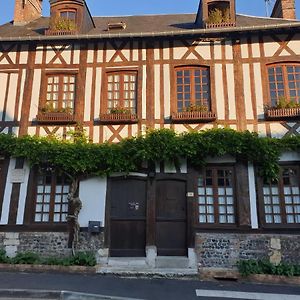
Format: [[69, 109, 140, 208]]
[[0, 128, 299, 181]]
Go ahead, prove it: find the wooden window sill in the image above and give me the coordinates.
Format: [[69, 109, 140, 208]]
[[265, 107, 300, 120], [99, 113, 138, 124], [171, 111, 216, 123], [36, 112, 76, 124]]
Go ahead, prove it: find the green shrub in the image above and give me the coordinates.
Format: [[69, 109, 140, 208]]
[[70, 252, 96, 267], [238, 259, 300, 277], [0, 248, 9, 263], [11, 252, 40, 265]]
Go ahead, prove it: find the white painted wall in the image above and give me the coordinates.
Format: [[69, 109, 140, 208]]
[[78, 177, 107, 228], [248, 162, 258, 229]]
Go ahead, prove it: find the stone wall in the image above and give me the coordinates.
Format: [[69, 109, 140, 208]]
[[0, 232, 104, 258], [195, 233, 300, 269]]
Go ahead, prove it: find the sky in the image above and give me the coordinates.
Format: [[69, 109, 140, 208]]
[[0, 0, 299, 25]]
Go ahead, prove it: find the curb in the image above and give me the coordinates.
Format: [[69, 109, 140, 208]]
[[0, 289, 142, 300]]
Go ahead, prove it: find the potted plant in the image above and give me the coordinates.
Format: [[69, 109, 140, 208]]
[[99, 107, 138, 124], [37, 103, 75, 123], [45, 16, 77, 35]]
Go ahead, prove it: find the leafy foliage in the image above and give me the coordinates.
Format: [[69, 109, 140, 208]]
[[0, 249, 96, 267], [238, 259, 300, 277], [0, 128, 300, 181]]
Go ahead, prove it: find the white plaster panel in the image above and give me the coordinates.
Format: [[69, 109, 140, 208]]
[[0, 73, 8, 120], [12, 127, 19, 136], [225, 40, 233, 60], [131, 124, 138, 137], [154, 48, 160, 61], [270, 123, 288, 138], [263, 36, 280, 57], [9, 48, 17, 64], [247, 124, 254, 132], [142, 65, 147, 119], [39, 127, 48, 137], [61, 45, 71, 64], [215, 64, 225, 120], [0, 158, 15, 225], [251, 36, 261, 58], [287, 38, 300, 55], [78, 177, 107, 228], [19, 45, 28, 64], [27, 127, 36, 136], [163, 64, 170, 118], [29, 69, 41, 121], [155, 124, 161, 130], [226, 64, 236, 120], [142, 47, 147, 61], [16, 162, 30, 225], [154, 64, 161, 119], [242, 64, 254, 119], [173, 47, 187, 60], [97, 44, 103, 63], [103, 126, 113, 142], [253, 63, 264, 119], [195, 42, 211, 60], [279, 49, 290, 57], [35, 45, 43, 64], [106, 47, 115, 62], [18, 69, 26, 122], [94, 67, 102, 119], [122, 49, 130, 61], [163, 41, 170, 60], [46, 45, 56, 64], [257, 124, 267, 137], [84, 68, 93, 121], [173, 124, 186, 134], [248, 162, 258, 229], [6, 73, 18, 121], [132, 41, 139, 61], [73, 44, 80, 64], [93, 126, 100, 143], [240, 38, 249, 59], [214, 42, 222, 60], [87, 44, 94, 63], [229, 124, 237, 130], [280, 151, 300, 161], [118, 126, 128, 139]]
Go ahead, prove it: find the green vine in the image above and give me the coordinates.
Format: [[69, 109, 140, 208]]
[[0, 128, 299, 181]]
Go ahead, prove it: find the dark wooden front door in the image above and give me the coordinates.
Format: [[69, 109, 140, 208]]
[[156, 179, 187, 256], [109, 178, 147, 257]]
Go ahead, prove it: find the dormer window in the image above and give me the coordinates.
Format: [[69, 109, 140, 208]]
[[195, 0, 236, 29]]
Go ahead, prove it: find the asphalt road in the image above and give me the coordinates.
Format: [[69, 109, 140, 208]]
[[0, 272, 300, 300]]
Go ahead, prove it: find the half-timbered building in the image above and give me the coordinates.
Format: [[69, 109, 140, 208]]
[[0, 0, 299, 274]]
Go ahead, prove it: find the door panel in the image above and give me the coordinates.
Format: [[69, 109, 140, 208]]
[[156, 179, 187, 256], [110, 178, 147, 257]]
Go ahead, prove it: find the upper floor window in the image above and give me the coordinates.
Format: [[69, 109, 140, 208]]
[[60, 11, 76, 21], [44, 74, 76, 113], [197, 167, 236, 225], [176, 67, 211, 113], [268, 64, 300, 107], [106, 71, 137, 114], [260, 166, 300, 227], [34, 171, 70, 223]]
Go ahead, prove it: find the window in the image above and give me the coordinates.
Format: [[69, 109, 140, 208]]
[[45, 74, 76, 113], [176, 67, 210, 112], [197, 167, 236, 225], [268, 64, 300, 106], [106, 72, 137, 114], [261, 166, 300, 226], [60, 11, 76, 21], [34, 171, 70, 223]]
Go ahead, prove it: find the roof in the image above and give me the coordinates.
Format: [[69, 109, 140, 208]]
[[0, 13, 300, 42]]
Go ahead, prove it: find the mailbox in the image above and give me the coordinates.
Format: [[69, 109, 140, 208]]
[[88, 221, 101, 233]]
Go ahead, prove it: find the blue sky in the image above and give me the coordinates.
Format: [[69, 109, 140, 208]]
[[0, 0, 299, 24]]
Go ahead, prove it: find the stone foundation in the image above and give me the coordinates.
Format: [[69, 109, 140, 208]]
[[195, 233, 300, 269], [0, 232, 104, 258]]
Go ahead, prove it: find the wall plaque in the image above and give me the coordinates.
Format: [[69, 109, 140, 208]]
[[10, 169, 25, 183]]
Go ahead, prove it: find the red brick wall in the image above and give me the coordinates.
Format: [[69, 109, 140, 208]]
[[271, 0, 296, 20], [14, 0, 42, 25]]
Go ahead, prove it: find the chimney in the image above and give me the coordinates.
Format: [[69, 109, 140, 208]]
[[14, 0, 42, 25], [271, 0, 296, 19]]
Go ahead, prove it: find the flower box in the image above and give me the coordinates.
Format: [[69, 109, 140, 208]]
[[265, 107, 300, 120], [171, 111, 216, 123], [44, 29, 78, 36], [36, 112, 76, 124], [205, 22, 236, 29], [99, 113, 138, 124]]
